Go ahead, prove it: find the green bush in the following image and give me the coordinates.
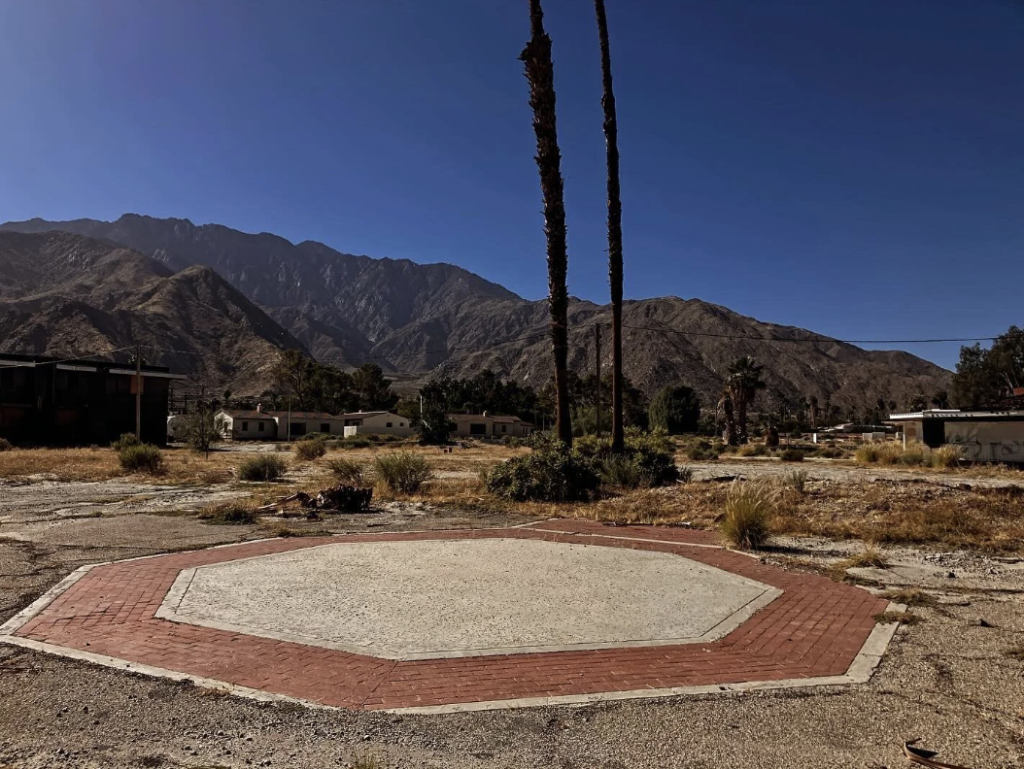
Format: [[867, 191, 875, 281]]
[[373, 452, 432, 494], [576, 429, 680, 489], [326, 457, 366, 486], [779, 448, 805, 462], [294, 438, 327, 461], [238, 454, 287, 482], [486, 444, 601, 502], [0, 437, 12, 452], [720, 481, 775, 549], [111, 433, 141, 451], [118, 443, 164, 474]]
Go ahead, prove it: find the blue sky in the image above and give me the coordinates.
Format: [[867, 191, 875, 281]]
[[1, 0, 1022, 370]]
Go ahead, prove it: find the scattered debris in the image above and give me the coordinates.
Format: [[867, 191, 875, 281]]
[[260, 485, 374, 515], [903, 740, 974, 768]]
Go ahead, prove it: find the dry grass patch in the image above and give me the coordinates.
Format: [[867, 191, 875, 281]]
[[840, 547, 887, 569], [720, 481, 777, 550], [874, 609, 921, 625], [880, 588, 934, 607]]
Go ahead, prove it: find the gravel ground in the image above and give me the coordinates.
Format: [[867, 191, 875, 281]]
[[1, 479, 1023, 768], [685, 457, 1024, 489]]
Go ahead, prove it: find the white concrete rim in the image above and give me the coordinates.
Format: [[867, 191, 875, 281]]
[[0, 607, 901, 714]]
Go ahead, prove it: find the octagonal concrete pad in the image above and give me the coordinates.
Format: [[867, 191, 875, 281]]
[[158, 538, 781, 659]]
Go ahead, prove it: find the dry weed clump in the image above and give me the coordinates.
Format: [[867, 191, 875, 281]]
[[720, 481, 777, 550], [840, 546, 887, 569]]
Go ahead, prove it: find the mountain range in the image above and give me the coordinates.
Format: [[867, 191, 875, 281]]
[[0, 214, 951, 410]]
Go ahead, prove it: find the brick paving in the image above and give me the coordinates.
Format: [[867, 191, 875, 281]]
[[4, 523, 889, 711]]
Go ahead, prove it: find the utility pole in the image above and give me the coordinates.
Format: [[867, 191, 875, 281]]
[[134, 344, 142, 441], [594, 324, 602, 438]]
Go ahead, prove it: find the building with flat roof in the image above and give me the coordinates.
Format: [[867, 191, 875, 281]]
[[886, 408, 1024, 463], [0, 353, 184, 446], [449, 412, 535, 439]]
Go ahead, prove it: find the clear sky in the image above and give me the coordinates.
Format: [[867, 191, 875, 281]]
[[2, 0, 1022, 370]]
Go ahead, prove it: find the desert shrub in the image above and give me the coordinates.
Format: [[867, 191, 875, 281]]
[[374, 452, 432, 494], [738, 443, 769, 457], [577, 429, 680, 489], [326, 457, 366, 486], [336, 436, 372, 450], [486, 445, 601, 502], [111, 433, 141, 451], [502, 435, 524, 448], [294, 438, 327, 461], [720, 481, 776, 549], [779, 448, 804, 462], [686, 439, 719, 461], [933, 444, 963, 469], [199, 502, 258, 525], [819, 447, 844, 459], [238, 454, 287, 482], [781, 469, 808, 493], [118, 443, 164, 474], [0, 437, 11, 452], [300, 432, 331, 442], [899, 447, 929, 466], [678, 465, 694, 484]]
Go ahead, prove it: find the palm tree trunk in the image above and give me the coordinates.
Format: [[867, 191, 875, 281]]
[[737, 395, 748, 444], [521, 0, 572, 446], [594, 0, 625, 454]]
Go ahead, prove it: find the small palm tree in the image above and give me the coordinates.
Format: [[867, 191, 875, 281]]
[[726, 356, 766, 444], [719, 390, 737, 446]]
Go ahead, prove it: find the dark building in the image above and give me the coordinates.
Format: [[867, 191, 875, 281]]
[[0, 354, 184, 447]]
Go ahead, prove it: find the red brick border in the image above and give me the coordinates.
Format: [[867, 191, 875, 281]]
[[3, 523, 889, 710]]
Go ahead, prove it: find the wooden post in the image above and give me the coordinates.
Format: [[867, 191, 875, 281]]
[[135, 345, 142, 440], [595, 324, 602, 438]]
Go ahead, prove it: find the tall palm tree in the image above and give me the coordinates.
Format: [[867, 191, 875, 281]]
[[727, 356, 765, 444], [521, 0, 572, 446], [594, 0, 624, 454]]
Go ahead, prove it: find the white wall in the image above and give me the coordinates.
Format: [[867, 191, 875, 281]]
[[944, 421, 1024, 463]]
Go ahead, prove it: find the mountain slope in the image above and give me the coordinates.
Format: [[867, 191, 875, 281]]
[[0, 216, 952, 409], [0, 231, 303, 387]]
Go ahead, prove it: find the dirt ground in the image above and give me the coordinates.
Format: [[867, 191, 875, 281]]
[[1, 443, 1023, 768]]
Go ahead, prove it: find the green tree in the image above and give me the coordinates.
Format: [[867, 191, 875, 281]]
[[648, 385, 701, 434], [351, 363, 399, 411], [270, 350, 355, 414], [909, 392, 929, 411], [931, 389, 950, 409], [726, 356, 766, 444], [522, 0, 572, 446], [951, 326, 1024, 407], [417, 377, 454, 445]]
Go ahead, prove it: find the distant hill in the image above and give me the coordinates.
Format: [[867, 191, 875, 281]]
[[0, 231, 303, 387], [0, 215, 952, 409]]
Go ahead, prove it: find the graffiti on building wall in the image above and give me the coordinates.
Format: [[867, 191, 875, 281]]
[[945, 422, 1024, 463]]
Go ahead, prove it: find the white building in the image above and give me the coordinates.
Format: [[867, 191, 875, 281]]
[[215, 409, 279, 441], [449, 412, 534, 439], [340, 411, 414, 437]]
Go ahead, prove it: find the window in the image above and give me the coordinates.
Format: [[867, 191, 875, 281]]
[[242, 421, 249, 431], [470, 423, 487, 436], [399, 422, 405, 427], [501, 425, 507, 433], [386, 422, 393, 427], [320, 423, 330, 434], [258, 422, 265, 432], [290, 422, 306, 437]]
